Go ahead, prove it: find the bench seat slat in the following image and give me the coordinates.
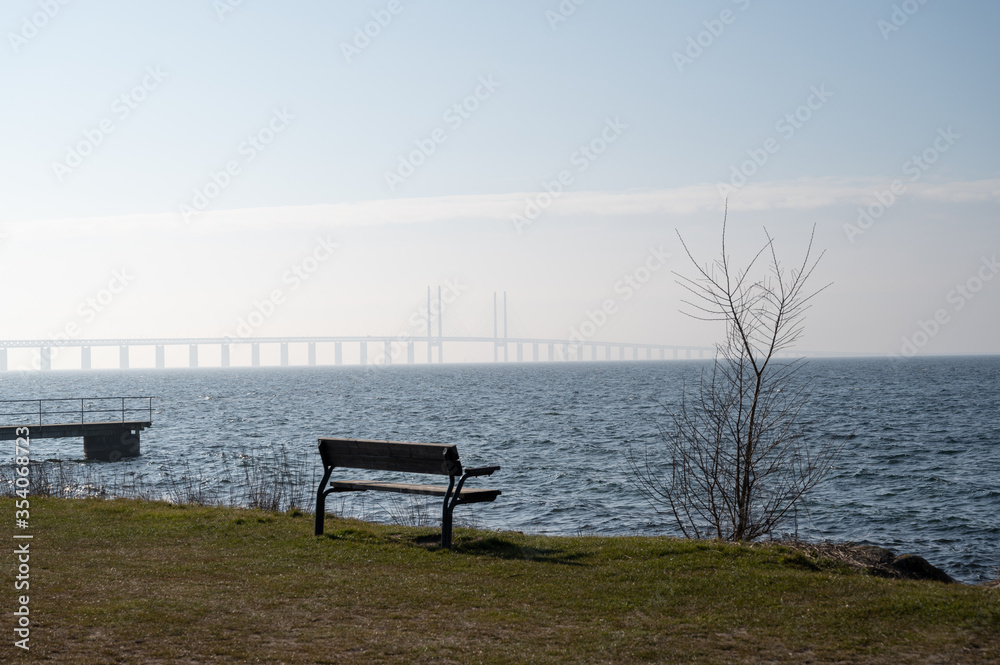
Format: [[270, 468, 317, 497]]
[[331, 480, 501, 503]]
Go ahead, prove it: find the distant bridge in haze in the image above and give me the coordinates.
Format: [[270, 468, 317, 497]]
[[0, 335, 714, 371], [0, 289, 715, 371]]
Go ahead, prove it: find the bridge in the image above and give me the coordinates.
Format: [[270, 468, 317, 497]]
[[0, 289, 715, 371]]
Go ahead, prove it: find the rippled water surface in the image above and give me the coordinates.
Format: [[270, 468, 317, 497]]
[[2, 356, 997, 582]]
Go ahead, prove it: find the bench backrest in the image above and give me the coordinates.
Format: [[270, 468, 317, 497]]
[[318, 437, 463, 476]]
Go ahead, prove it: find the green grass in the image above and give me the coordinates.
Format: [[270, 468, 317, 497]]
[[2, 497, 997, 663]]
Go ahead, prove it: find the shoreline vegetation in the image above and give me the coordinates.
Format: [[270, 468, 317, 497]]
[[1, 496, 997, 663], [2, 457, 997, 586]]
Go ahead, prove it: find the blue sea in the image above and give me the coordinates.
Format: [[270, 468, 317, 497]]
[[1, 356, 998, 583]]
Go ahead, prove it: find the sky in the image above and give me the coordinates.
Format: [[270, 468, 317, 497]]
[[1, 0, 998, 367]]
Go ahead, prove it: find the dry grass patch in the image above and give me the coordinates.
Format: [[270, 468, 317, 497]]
[[1, 498, 997, 664]]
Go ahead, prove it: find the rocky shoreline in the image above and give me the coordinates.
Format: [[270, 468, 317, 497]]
[[785, 541, 1000, 586]]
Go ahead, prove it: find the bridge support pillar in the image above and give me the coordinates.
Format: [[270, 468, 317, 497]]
[[532, 343, 538, 362], [189, 345, 198, 368], [335, 342, 342, 366], [0, 348, 6, 372], [156, 345, 165, 368], [699, 349, 705, 359], [407, 341, 414, 364], [660, 348, 665, 360], [360, 342, 367, 365], [605, 344, 611, 361], [384, 340, 392, 364], [516, 342, 522, 362], [40, 347, 51, 371], [119, 346, 129, 369], [221, 344, 230, 368], [82, 346, 91, 370], [633, 346, 638, 361], [280, 343, 289, 367], [673, 348, 678, 359], [619, 345, 625, 361], [591, 345, 598, 361], [252, 343, 260, 367], [548, 343, 554, 361], [308, 342, 316, 366], [686, 349, 692, 359]]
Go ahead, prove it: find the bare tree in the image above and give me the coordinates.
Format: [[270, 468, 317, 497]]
[[628, 213, 835, 541]]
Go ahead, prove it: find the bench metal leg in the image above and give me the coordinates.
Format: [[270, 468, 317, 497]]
[[442, 502, 454, 549], [315, 465, 334, 536], [441, 475, 457, 548]]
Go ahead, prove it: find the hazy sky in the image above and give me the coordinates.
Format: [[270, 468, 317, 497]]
[[1, 0, 998, 367]]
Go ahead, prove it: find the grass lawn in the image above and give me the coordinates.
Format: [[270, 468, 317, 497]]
[[2, 497, 997, 663]]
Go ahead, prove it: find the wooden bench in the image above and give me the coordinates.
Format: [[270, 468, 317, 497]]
[[314, 437, 501, 548]]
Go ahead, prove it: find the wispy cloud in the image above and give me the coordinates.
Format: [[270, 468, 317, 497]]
[[8, 177, 999, 237]]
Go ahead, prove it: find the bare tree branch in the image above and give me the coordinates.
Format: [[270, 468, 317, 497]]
[[627, 214, 837, 542]]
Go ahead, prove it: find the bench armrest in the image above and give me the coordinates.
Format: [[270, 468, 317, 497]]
[[463, 465, 500, 477]]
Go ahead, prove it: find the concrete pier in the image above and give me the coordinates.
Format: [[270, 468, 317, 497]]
[[0, 396, 153, 462]]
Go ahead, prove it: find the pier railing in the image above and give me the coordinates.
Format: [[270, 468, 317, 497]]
[[0, 397, 154, 427]]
